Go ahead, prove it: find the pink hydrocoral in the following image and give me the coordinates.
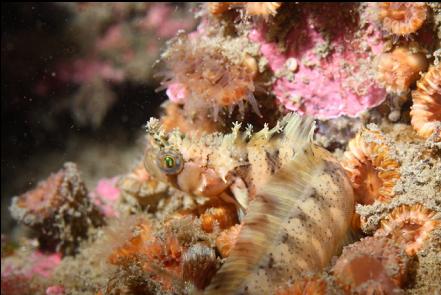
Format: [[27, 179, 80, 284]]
[[91, 177, 121, 217], [57, 58, 125, 85], [28, 252, 62, 278], [140, 3, 195, 38], [46, 285, 65, 295], [250, 3, 387, 119]]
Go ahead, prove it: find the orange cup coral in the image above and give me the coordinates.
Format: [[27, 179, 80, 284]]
[[375, 204, 440, 256], [376, 46, 428, 94], [331, 236, 409, 294], [375, 2, 427, 36], [410, 64, 441, 139], [342, 128, 400, 205]]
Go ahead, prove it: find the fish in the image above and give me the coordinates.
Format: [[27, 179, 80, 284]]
[[144, 113, 355, 294]]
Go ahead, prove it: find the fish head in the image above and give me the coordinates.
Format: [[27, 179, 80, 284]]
[[144, 118, 246, 197]]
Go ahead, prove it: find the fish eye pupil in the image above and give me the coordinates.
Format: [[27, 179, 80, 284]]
[[157, 150, 183, 175], [164, 156, 174, 168]]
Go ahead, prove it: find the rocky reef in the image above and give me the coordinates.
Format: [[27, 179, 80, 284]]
[[2, 2, 441, 295]]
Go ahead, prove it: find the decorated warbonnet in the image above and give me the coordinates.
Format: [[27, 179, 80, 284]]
[[145, 113, 355, 294]]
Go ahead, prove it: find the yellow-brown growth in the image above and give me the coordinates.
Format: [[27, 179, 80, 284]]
[[375, 204, 440, 256], [108, 219, 184, 292], [117, 160, 170, 211], [208, 2, 281, 18], [160, 102, 220, 134], [376, 46, 428, 94], [159, 35, 260, 121], [108, 220, 153, 265], [410, 64, 441, 139], [10, 162, 104, 254], [200, 206, 238, 233], [331, 236, 409, 294], [342, 128, 400, 204], [376, 2, 427, 35], [215, 224, 242, 258], [15, 171, 65, 220]]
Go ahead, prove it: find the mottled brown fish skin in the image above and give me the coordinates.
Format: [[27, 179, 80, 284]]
[[204, 115, 355, 295]]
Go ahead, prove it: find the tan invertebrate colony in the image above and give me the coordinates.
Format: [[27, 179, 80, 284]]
[[331, 236, 409, 294], [13, 170, 66, 221], [376, 46, 428, 94], [117, 161, 169, 212], [375, 204, 440, 256], [159, 33, 260, 121], [410, 63, 441, 139], [9, 162, 104, 254], [342, 127, 401, 205], [376, 2, 427, 35]]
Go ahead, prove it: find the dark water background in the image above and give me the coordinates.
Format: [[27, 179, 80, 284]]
[[1, 3, 168, 234]]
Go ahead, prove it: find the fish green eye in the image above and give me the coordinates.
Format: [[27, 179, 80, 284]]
[[164, 156, 175, 168], [157, 150, 183, 175]]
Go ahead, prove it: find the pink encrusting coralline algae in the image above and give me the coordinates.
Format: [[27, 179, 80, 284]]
[[140, 3, 195, 38], [45, 285, 65, 295], [90, 177, 121, 218], [250, 4, 388, 119], [1, 251, 61, 294], [57, 58, 126, 85]]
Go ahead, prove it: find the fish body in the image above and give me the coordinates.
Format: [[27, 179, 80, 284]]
[[204, 114, 355, 294]]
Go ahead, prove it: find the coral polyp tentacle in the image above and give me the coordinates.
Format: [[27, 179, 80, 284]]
[[376, 46, 428, 94], [342, 127, 400, 204], [375, 204, 441, 256], [331, 236, 409, 294], [375, 2, 427, 36], [410, 64, 441, 139]]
